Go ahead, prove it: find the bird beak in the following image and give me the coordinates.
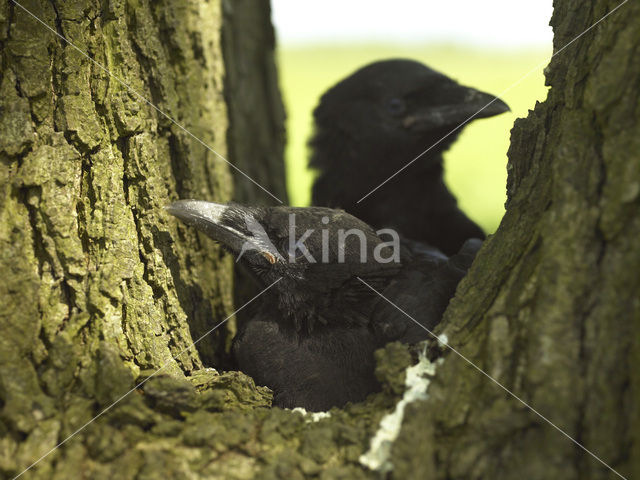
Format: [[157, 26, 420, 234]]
[[165, 200, 282, 264], [403, 87, 510, 131]]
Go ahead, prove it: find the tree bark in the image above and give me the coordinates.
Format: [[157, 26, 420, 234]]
[[0, 0, 638, 479], [220, 0, 288, 333], [390, 1, 640, 478], [220, 0, 287, 206], [0, 0, 275, 477]]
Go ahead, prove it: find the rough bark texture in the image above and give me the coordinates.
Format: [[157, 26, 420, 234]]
[[390, 1, 640, 479], [220, 0, 287, 206], [1, 0, 273, 477], [220, 0, 288, 330], [0, 0, 638, 479]]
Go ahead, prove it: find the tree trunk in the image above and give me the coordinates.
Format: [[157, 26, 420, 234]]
[[220, 0, 287, 206], [220, 0, 288, 333], [0, 0, 276, 477], [0, 0, 638, 479], [390, 1, 640, 478]]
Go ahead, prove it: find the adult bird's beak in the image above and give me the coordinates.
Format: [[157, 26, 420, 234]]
[[403, 86, 510, 131], [165, 200, 283, 264]]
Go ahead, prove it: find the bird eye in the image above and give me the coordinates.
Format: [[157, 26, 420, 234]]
[[262, 251, 277, 264], [386, 97, 406, 116]]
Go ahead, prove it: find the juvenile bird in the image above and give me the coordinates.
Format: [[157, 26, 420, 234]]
[[167, 200, 480, 411], [310, 59, 509, 255]]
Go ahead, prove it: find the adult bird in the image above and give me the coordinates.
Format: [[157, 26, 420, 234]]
[[167, 200, 480, 411], [310, 59, 509, 255]]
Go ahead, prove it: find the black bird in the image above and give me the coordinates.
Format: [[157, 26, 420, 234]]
[[310, 59, 509, 255], [167, 200, 480, 411]]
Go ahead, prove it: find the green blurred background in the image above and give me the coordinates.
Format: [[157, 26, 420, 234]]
[[276, 45, 551, 234]]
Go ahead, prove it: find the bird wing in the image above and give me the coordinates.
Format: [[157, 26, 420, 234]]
[[371, 238, 481, 345]]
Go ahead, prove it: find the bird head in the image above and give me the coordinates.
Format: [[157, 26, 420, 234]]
[[310, 58, 510, 176], [166, 200, 403, 332]]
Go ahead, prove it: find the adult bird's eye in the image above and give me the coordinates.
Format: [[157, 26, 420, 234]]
[[386, 97, 406, 116]]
